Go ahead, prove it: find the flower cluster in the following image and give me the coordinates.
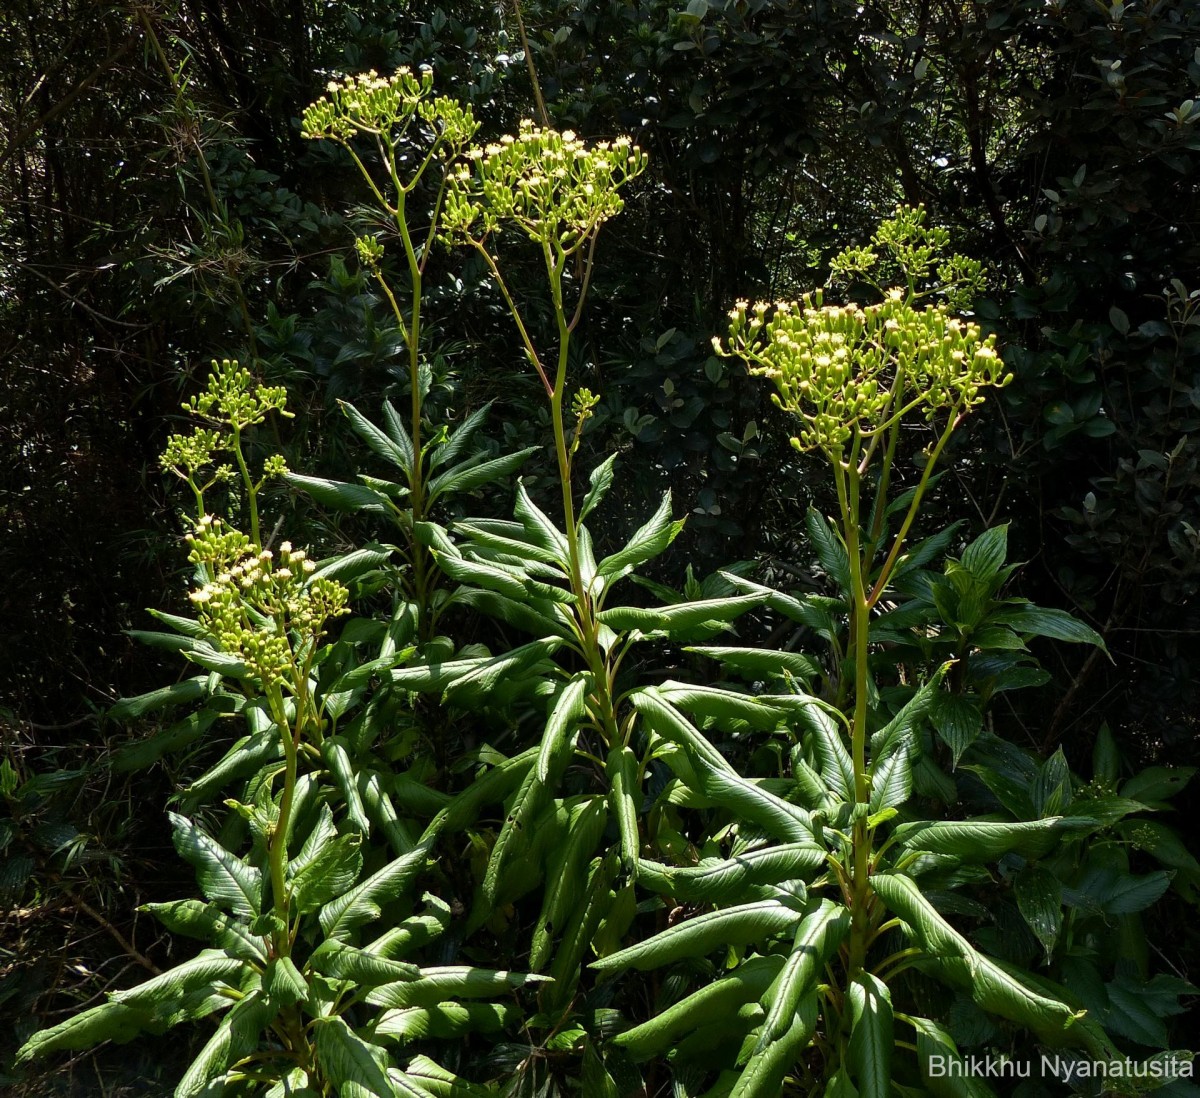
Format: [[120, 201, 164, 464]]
[[719, 290, 1007, 453], [828, 205, 987, 311], [440, 122, 648, 253], [301, 68, 476, 154], [186, 517, 349, 687], [160, 427, 231, 483], [185, 359, 292, 432]]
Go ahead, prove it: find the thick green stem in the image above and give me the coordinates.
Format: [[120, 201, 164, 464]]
[[231, 427, 260, 546], [545, 246, 621, 749], [266, 685, 297, 956]]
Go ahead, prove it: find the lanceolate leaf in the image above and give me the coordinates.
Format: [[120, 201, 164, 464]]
[[613, 956, 785, 1060], [730, 996, 819, 1098], [539, 674, 589, 782], [423, 749, 538, 840], [908, 1016, 998, 1098], [427, 402, 492, 471], [111, 948, 244, 1010], [597, 491, 685, 584], [175, 990, 273, 1098], [631, 690, 735, 777], [481, 762, 547, 905], [324, 737, 371, 833], [870, 662, 951, 763], [847, 973, 893, 1098], [591, 900, 806, 973], [654, 682, 788, 729], [990, 604, 1107, 651], [141, 899, 266, 962], [285, 473, 388, 513], [366, 967, 547, 1010], [636, 844, 825, 905], [871, 873, 1084, 1041], [597, 594, 763, 636], [795, 704, 853, 801], [806, 506, 852, 596], [108, 677, 210, 721], [698, 767, 815, 844], [309, 940, 421, 986], [513, 480, 570, 562], [685, 646, 822, 681], [17, 1001, 152, 1061], [170, 813, 262, 917], [1015, 866, 1063, 960], [426, 447, 538, 505], [892, 817, 1096, 864], [375, 1003, 518, 1043], [756, 901, 849, 1050], [342, 399, 412, 473], [530, 797, 608, 970], [608, 745, 642, 869], [316, 1016, 396, 1098], [320, 839, 431, 941], [580, 453, 618, 522], [869, 741, 913, 814]]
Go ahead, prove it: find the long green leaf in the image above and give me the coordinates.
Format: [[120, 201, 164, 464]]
[[591, 901, 805, 973], [871, 873, 1083, 1041], [608, 745, 641, 869], [530, 797, 608, 970], [17, 1002, 151, 1061], [170, 813, 261, 917], [730, 995, 818, 1098], [908, 1015, 998, 1098], [175, 990, 273, 1098], [319, 840, 430, 941], [366, 967, 547, 1010], [869, 741, 912, 814], [580, 453, 618, 522], [342, 399, 412, 472], [324, 737, 371, 833], [316, 1016, 396, 1098], [427, 402, 491, 471], [613, 956, 784, 1061], [847, 972, 892, 1098], [699, 767, 814, 843], [756, 901, 849, 1050], [539, 674, 589, 782], [141, 899, 266, 962], [426, 447, 538, 505], [991, 604, 1107, 650], [481, 763, 547, 906], [286, 472, 389, 513], [112, 948, 244, 1010], [654, 681, 788, 730], [108, 677, 209, 721], [637, 844, 825, 905], [685, 646, 822, 681], [806, 507, 851, 595], [795, 704, 853, 801], [892, 817, 1096, 864], [597, 594, 763, 635], [374, 1003, 518, 1043], [597, 492, 685, 583]]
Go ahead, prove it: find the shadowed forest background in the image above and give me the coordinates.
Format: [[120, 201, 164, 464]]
[[2, 0, 1199, 1094]]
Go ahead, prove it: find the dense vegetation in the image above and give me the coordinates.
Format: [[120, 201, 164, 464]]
[[2, 1, 1198, 1095]]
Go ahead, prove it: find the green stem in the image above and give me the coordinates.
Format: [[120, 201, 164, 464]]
[[231, 427, 260, 546], [867, 409, 961, 607], [266, 685, 297, 956]]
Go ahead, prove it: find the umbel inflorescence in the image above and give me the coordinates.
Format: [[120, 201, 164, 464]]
[[441, 121, 649, 252], [718, 207, 1009, 455]]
